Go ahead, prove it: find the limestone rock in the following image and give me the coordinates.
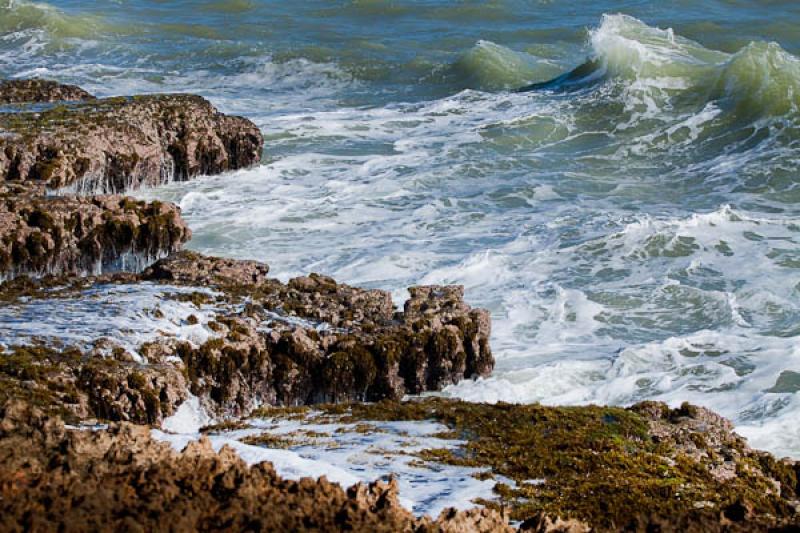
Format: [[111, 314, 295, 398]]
[[0, 84, 263, 193], [141, 252, 494, 414], [0, 79, 93, 104], [0, 400, 512, 532], [145, 250, 270, 286], [0, 182, 190, 279]]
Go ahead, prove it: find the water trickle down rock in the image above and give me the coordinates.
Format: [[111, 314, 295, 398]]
[[0, 80, 263, 194], [0, 182, 190, 280]]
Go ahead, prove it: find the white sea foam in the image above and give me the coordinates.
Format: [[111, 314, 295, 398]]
[[161, 395, 213, 434], [0, 284, 220, 361], [154, 410, 501, 516]]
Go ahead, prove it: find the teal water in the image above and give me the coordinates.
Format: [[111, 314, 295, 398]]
[[2, 0, 800, 457]]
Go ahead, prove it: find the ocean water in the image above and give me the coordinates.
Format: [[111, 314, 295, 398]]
[[2, 0, 800, 458]]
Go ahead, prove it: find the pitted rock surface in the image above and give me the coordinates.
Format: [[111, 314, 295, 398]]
[[145, 250, 270, 286], [0, 252, 494, 421], [0, 182, 189, 279], [0, 79, 93, 104], [140, 252, 494, 415], [0, 84, 263, 193], [0, 400, 513, 532]]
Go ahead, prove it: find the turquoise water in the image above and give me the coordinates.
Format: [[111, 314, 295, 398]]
[[2, 0, 800, 457]]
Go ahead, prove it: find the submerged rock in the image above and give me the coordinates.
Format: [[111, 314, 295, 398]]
[[0, 80, 263, 193], [0, 182, 190, 279], [0, 400, 512, 532]]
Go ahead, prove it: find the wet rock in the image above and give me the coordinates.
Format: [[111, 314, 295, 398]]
[[140, 252, 494, 415], [323, 398, 800, 532], [0, 182, 189, 279], [79, 361, 188, 425], [145, 250, 270, 286], [0, 400, 512, 532], [0, 252, 493, 420], [0, 83, 263, 193], [519, 514, 590, 532], [0, 79, 93, 105], [0, 345, 187, 425]]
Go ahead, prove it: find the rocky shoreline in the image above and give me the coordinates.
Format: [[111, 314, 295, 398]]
[[0, 251, 494, 425], [0, 80, 798, 532], [0, 79, 262, 193]]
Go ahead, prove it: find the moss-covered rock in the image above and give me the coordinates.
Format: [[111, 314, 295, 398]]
[[141, 252, 494, 414], [0, 79, 92, 105], [0, 344, 186, 425], [308, 398, 800, 531], [0, 182, 190, 279], [0, 252, 494, 418], [0, 400, 512, 532]]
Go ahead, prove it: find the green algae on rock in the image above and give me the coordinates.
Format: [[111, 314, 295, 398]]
[[0, 79, 93, 105], [0, 80, 263, 193], [0, 344, 188, 425], [143, 252, 494, 413], [294, 399, 800, 531], [0, 252, 494, 421]]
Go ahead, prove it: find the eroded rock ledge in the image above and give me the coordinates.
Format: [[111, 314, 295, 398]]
[[287, 399, 800, 532], [0, 252, 494, 423], [2, 396, 799, 532], [0, 182, 190, 279], [0, 400, 511, 533], [0, 79, 263, 193], [0, 79, 93, 104]]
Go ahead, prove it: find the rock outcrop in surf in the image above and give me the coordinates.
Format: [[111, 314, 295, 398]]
[[0, 80, 263, 193], [0, 400, 512, 532], [0, 79, 262, 279], [0, 79, 93, 104], [0, 251, 494, 423], [292, 399, 800, 531], [0, 182, 189, 279]]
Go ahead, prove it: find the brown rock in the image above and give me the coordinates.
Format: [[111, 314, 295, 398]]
[[0, 86, 263, 193], [145, 250, 270, 286], [0, 182, 190, 279], [0, 345, 188, 426], [141, 252, 494, 415], [520, 513, 591, 532], [0, 79, 93, 104], [0, 400, 512, 532]]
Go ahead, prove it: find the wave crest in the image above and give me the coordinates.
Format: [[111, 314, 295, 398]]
[[584, 14, 800, 121], [453, 40, 561, 91], [0, 0, 111, 40]]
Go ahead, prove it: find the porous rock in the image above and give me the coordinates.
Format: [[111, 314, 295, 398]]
[[0, 400, 512, 532], [0, 81, 263, 193], [141, 252, 494, 416], [0, 79, 93, 104], [0, 182, 190, 279], [326, 398, 800, 532], [0, 344, 188, 425]]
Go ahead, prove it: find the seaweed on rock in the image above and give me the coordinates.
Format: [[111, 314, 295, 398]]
[[308, 399, 800, 531]]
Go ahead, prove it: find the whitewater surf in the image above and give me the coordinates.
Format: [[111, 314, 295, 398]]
[[1, 2, 799, 459]]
